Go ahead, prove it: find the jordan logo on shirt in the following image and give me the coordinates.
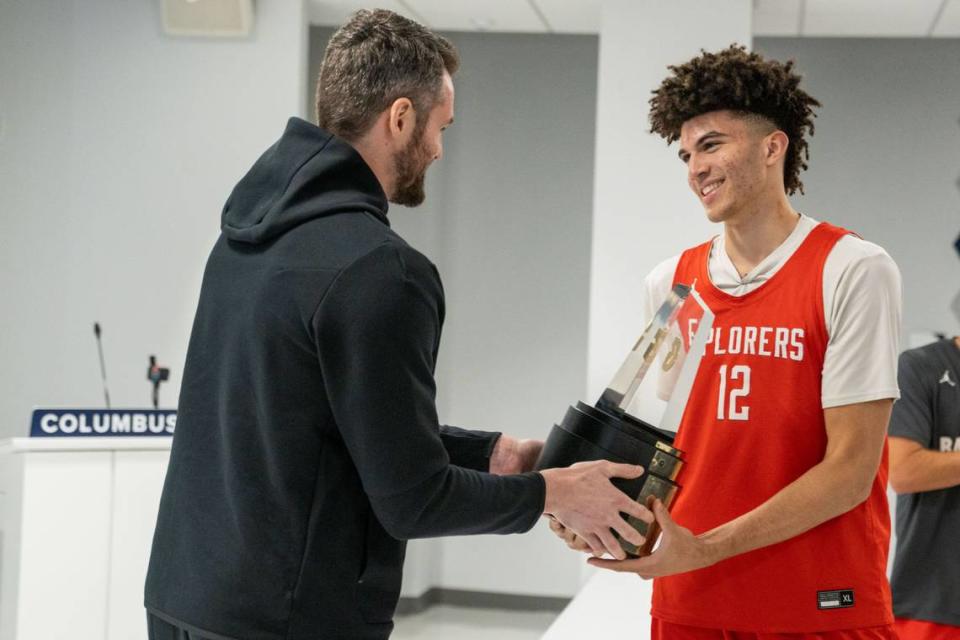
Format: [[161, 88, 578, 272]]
[[940, 370, 957, 387]]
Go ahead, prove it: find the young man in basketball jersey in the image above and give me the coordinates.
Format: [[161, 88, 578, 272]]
[[581, 45, 903, 638]]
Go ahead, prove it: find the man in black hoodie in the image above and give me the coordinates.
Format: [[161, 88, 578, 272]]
[[145, 9, 651, 640]]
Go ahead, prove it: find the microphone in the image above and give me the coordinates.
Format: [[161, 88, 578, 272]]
[[147, 355, 170, 410], [93, 322, 111, 409]]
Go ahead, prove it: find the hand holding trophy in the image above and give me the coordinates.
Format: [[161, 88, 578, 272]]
[[537, 283, 713, 557]]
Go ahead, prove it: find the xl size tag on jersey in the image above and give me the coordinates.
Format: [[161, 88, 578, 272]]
[[817, 589, 855, 610]]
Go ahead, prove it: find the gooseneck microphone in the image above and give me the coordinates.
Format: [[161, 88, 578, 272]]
[[93, 322, 111, 409]]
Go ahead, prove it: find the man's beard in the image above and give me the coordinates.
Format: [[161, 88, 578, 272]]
[[390, 132, 430, 207]]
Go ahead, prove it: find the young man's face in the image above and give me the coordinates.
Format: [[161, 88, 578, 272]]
[[391, 72, 455, 207], [677, 110, 772, 224]]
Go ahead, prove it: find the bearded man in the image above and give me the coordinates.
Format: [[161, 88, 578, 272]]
[[144, 9, 648, 640]]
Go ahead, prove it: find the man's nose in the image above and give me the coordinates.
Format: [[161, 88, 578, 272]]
[[688, 154, 708, 183]]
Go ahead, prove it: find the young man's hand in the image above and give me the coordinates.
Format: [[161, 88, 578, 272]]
[[587, 499, 719, 578], [547, 517, 593, 554], [490, 435, 544, 475]]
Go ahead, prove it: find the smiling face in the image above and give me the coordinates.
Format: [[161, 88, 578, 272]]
[[678, 110, 782, 225]]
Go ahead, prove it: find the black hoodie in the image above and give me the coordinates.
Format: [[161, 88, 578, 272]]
[[144, 118, 545, 640]]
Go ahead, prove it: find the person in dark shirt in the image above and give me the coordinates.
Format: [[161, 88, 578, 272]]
[[888, 336, 960, 639], [144, 9, 651, 640]]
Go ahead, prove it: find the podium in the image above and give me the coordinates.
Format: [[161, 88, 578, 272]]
[[0, 417, 172, 640]]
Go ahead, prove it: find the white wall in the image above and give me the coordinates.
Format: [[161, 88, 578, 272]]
[[428, 31, 600, 599], [0, 0, 306, 439], [756, 37, 960, 337]]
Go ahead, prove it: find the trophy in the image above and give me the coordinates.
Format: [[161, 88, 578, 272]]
[[535, 283, 714, 556]]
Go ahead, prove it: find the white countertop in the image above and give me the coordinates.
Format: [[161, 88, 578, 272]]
[[542, 569, 653, 639], [0, 436, 173, 454]]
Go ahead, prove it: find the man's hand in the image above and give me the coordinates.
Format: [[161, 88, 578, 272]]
[[587, 499, 718, 578], [540, 460, 653, 560], [490, 435, 543, 475]]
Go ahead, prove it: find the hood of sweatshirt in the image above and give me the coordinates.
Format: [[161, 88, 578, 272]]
[[221, 118, 389, 244]]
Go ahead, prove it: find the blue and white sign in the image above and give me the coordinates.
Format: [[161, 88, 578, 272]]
[[30, 409, 176, 437]]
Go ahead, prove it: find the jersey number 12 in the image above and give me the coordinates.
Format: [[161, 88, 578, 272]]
[[717, 364, 750, 421]]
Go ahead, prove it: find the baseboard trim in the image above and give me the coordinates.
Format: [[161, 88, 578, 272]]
[[396, 588, 571, 616]]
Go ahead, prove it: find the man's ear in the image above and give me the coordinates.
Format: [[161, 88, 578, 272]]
[[764, 130, 789, 167], [387, 97, 417, 149]]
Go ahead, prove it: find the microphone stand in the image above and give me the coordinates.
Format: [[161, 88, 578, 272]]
[[94, 322, 111, 409]]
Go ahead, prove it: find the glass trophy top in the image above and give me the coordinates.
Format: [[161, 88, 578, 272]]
[[596, 283, 715, 435]]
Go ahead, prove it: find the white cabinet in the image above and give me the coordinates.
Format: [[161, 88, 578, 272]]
[[0, 438, 171, 640]]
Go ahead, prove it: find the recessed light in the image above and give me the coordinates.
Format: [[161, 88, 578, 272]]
[[469, 17, 497, 31]]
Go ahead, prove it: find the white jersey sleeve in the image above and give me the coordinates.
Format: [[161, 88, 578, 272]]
[[820, 235, 902, 408]]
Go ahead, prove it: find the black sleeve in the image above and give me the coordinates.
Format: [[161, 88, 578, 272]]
[[888, 350, 934, 447], [439, 425, 501, 472], [314, 241, 544, 539]]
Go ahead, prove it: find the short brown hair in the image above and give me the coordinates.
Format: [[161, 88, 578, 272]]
[[648, 44, 820, 195], [315, 9, 460, 142]]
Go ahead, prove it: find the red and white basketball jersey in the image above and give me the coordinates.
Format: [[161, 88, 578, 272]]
[[651, 222, 893, 632]]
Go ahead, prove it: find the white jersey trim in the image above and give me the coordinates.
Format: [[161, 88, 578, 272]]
[[822, 389, 903, 409]]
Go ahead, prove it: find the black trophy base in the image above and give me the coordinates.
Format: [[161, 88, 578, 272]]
[[535, 402, 683, 556]]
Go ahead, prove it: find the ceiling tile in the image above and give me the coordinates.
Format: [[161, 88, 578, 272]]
[[531, 0, 601, 34], [308, 0, 960, 37], [932, 0, 960, 36], [405, 0, 547, 33], [804, 0, 944, 36], [307, 1, 417, 27], [753, 0, 802, 36]]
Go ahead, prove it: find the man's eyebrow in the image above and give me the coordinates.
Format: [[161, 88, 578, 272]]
[[695, 131, 726, 145], [678, 131, 727, 158]]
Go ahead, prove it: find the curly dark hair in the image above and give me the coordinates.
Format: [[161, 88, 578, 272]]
[[648, 44, 820, 195]]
